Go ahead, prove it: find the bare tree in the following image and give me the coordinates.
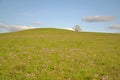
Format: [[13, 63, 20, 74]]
[[73, 25, 81, 32]]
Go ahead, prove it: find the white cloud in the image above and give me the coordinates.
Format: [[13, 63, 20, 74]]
[[60, 28, 74, 31], [0, 23, 35, 32], [82, 16, 115, 22], [109, 25, 120, 30], [32, 22, 42, 25]]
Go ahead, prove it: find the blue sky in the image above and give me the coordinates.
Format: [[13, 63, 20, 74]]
[[0, 0, 120, 33]]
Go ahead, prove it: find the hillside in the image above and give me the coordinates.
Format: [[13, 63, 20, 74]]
[[0, 28, 120, 80]]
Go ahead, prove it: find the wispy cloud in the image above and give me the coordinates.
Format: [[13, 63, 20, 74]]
[[0, 23, 35, 32], [60, 28, 74, 31], [82, 16, 115, 22], [32, 22, 42, 25], [109, 24, 120, 30]]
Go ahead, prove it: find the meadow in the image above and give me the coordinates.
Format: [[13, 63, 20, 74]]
[[0, 28, 120, 80]]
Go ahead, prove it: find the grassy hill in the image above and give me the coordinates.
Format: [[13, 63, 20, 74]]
[[0, 28, 120, 80]]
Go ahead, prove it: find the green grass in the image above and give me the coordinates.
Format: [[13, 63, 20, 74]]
[[0, 28, 120, 80]]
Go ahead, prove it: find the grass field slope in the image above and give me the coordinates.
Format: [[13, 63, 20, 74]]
[[0, 28, 120, 80]]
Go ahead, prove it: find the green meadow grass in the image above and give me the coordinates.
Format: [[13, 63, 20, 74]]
[[0, 28, 120, 80]]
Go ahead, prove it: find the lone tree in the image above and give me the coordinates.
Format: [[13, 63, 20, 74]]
[[73, 25, 81, 32]]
